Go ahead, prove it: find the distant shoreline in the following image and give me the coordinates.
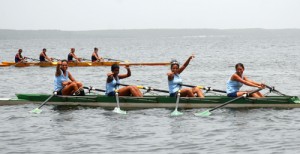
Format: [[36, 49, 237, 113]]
[[1, 29, 300, 39]]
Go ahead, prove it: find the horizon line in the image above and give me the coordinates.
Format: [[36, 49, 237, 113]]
[[1, 28, 300, 31]]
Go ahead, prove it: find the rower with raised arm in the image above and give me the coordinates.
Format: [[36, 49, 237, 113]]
[[106, 64, 143, 97], [226, 63, 265, 98], [39, 48, 53, 62], [15, 49, 27, 63], [91, 47, 104, 62], [68, 48, 81, 62], [167, 55, 204, 98], [54, 60, 84, 95]]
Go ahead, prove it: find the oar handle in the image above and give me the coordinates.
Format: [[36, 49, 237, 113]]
[[83, 86, 106, 92], [265, 84, 287, 96], [181, 84, 226, 93], [209, 88, 263, 112], [118, 83, 169, 93]]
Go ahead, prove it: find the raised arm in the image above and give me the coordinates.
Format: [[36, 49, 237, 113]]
[[118, 65, 131, 79], [178, 55, 194, 74], [106, 72, 114, 83], [55, 61, 62, 77], [167, 71, 175, 81]]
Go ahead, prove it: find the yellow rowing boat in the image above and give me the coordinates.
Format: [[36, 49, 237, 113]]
[[1, 61, 170, 67]]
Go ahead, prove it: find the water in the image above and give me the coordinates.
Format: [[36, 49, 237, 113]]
[[0, 30, 300, 153]]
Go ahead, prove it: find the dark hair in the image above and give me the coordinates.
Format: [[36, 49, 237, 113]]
[[43, 48, 46, 51], [94, 47, 98, 51], [111, 64, 120, 71], [61, 59, 68, 63], [170, 59, 179, 69], [18, 49, 22, 52], [235, 63, 244, 70]]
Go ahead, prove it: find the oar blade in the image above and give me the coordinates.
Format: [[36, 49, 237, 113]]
[[171, 109, 183, 116], [113, 107, 127, 114], [30, 108, 42, 114], [194, 110, 211, 117]]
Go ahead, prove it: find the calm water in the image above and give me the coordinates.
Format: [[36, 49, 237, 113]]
[[1, 31, 300, 153]]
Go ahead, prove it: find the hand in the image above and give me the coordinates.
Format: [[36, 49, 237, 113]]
[[124, 64, 130, 69], [57, 61, 62, 65], [189, 54, 195, 60], [107, 72, 114, 77]]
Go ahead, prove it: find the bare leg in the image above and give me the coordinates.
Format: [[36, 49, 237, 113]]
[[192, 87, 204, 98], [180, 88, 194, 97], [118, 86, 131, 96], [62, 82, 79, 95], [237, 91, 247, 97], [75, 81, 83, 89], [130, 86, 143, 97]]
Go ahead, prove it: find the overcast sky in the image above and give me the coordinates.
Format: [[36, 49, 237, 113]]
[[0, 0, 299, 30]]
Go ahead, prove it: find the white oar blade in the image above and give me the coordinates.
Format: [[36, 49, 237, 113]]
[[171, 109, 183, 116], [194, 110, 211, 117], [113, 107, 127, 114], [30, 108, 42, 114]]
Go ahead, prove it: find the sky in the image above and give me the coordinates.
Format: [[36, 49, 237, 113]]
[[0, 0, 299, 30]]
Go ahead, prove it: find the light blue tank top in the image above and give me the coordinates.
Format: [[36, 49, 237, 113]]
[[54, 70, 68, 91], [226, 75, 243, 94], [106, 76, 120, 95], [168, 74, 182, 94]]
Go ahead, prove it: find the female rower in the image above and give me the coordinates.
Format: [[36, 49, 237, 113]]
[[54, 60, 84, 96], [226, 63, 265, 98], [15, 49, 27, 63], [91, 47, 104, 62], [68, 48, 81, 62], [39, 48, 53, 62], [167, 55, 204, 98], [106, 64, 143, 97]]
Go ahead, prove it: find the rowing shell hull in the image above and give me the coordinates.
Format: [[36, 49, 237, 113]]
[[0, 94, 299, 109], [0, 61, 169, 67], [0, 63, 10, 67]]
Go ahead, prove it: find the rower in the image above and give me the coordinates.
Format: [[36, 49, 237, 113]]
[[54, 60, 84, 96], [226, 63, 265, 98], [106, 64, 143, 97], [15, 49, 27, 63], [39, 48, 53, 62], [68, 48, 81, 62], [167, 55, 204, 98], [91, 47, 104, 62]]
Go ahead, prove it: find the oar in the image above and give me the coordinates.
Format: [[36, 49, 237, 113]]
[[104, 57, 126, 62], [83, 86, 106, 93], [194, 88, 263, 116], [30, 93, 56, 114], [82, 58, 91, 62], [52, 58, 61, 61], [171, 90, 183, 116], [113, 90, 127, 114], [265, 85, 287, 96], [26, 57, 40, 62], [181, 84, 226, 93], [117, 83, 169, 93]]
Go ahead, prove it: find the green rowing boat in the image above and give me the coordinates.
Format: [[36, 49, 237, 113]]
[[0, 94, 299, 109]]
